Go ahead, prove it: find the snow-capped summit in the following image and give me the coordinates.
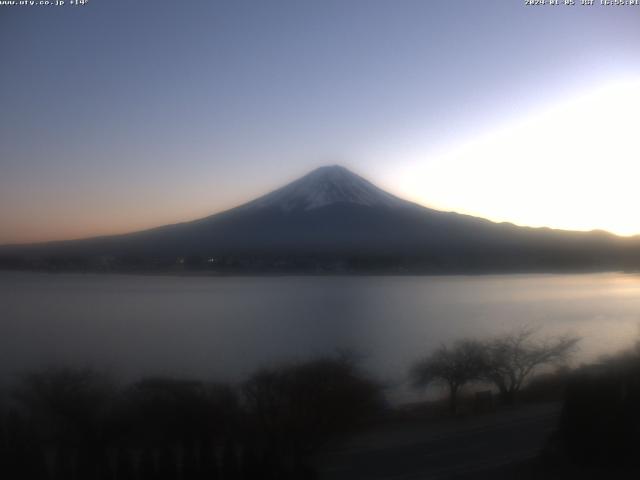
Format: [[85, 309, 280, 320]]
[[246, 165, 407, 212]]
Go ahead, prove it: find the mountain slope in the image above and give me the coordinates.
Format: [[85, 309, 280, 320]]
[[1, 166, 639, 273]]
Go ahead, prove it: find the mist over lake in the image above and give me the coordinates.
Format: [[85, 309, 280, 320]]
[[2, 271, 639, 402]]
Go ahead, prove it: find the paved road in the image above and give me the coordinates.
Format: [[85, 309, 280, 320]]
[[317, 403, 561, 480]]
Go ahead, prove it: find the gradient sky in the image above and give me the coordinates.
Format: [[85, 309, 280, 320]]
[[1, 0, 639, 244]]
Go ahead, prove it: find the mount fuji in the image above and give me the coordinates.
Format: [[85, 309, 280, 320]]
[[1, 165, 638, 273]]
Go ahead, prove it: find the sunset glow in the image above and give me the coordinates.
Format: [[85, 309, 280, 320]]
[[394, 79, 640, 236]]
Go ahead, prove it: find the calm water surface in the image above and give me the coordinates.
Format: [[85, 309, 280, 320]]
[[2, 272, 640, 401]]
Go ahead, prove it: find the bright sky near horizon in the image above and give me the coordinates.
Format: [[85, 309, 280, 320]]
[[1, 0, 639, 243]]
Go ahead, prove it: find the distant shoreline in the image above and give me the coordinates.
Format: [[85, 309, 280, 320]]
[[1, 266, 637, 279]]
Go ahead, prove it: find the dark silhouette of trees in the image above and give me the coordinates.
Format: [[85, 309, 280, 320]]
[[10, 367, 115, 479], [411, 340, 486, 414], [243, 355, 383, 476], [547, 343, 640, 471], [482, 327, 580, 405], [113, 377, 238, 445], [108, 377, 242, 480], [13, 368, 114, 436], [1, 370, 244, 480], [0, 357, 382, 479]]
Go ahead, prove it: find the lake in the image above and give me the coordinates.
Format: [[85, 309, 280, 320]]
[[1, 271, 639, 402]]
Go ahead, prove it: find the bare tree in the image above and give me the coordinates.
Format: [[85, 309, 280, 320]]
[[483, 327, 579, 404], [411, 340, 485, 415]]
